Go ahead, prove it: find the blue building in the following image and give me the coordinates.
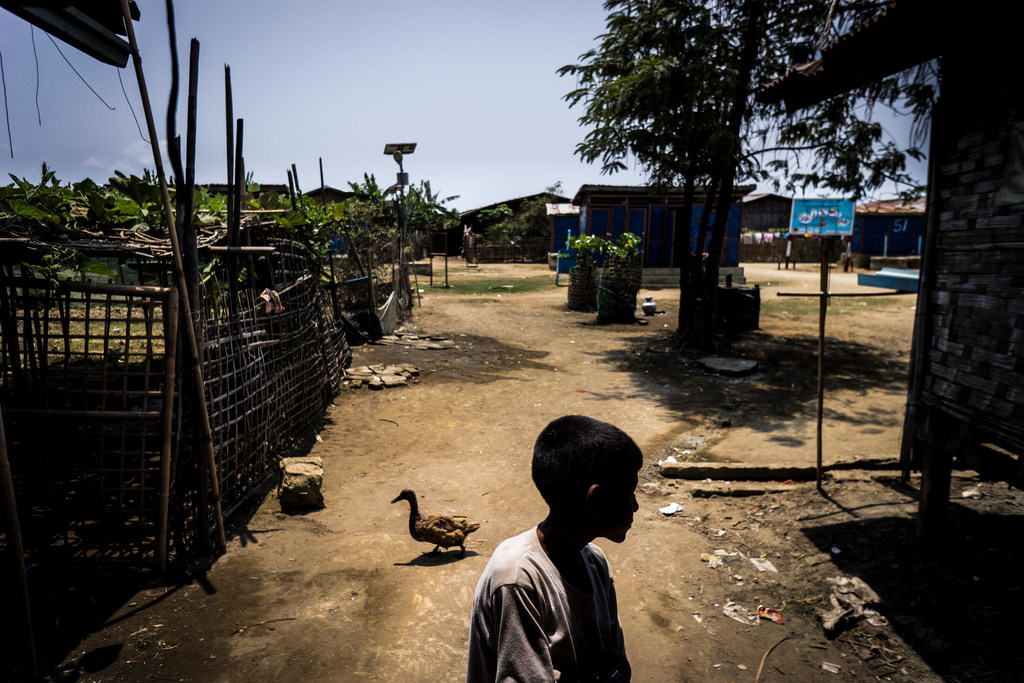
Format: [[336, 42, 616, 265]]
[[562, 184, 754, 268], [852, 197, 926, 257]]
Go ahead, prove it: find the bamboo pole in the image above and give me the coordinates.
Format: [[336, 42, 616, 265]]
[[224, 65, 234, 239], [118, 0, 226, 553], [0, 401, 37, 676], [816, 237, 833, 493], [320, 157, 340, 318], [228, 119, 244, 315], [206, 246, 276, 255], [156, 291, 179, 572], [183, 38, 201, 319]]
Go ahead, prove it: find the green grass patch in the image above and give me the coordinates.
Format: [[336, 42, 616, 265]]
[[431, 275, 556, 296], [761, 293, 913, 317]]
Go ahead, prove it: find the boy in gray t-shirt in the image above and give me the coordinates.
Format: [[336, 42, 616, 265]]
[[468, 415, 641, 682]]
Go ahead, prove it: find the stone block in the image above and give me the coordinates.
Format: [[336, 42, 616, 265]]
[[279, 456, 324, 510]]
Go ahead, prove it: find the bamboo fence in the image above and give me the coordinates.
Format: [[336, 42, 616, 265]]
[[0, 231, 350, 570]]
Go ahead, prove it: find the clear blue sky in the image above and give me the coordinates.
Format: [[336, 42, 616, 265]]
[[1, 2, 923, 212]]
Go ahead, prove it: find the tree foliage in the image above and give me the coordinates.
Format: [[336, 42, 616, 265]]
[[561, 0, 935, 348], [481, 183, 565, 243]]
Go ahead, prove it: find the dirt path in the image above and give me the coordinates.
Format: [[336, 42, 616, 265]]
[[47, 262, 1024, 682]]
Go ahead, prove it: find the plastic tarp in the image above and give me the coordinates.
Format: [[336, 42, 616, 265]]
[[377, 291, 399, 335]]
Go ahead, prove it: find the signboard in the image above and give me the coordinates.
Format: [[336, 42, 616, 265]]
[[789, 198, 855, 236]]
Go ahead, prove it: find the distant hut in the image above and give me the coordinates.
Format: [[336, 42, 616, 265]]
[[740, 193, 793, 233], [852, 197, 927, 267]]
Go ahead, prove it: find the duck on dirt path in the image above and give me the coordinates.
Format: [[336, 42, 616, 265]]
[[390, 488, 481, 557]]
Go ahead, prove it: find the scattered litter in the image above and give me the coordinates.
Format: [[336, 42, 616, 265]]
[[715, 529, 727, 537], [804, 552, 832, 567], [821, 661, 842, 674], [782, 594, 823, 609], [757, 605, 785, 624], [659, 502, 684, 515], [818, 576, 882, 634], [700, 552, 722, 568], [315, 433, 323, 443], [749, 556, 778, 573], [658, 455, 678, 466], [693, 613, 703, 624], [737, 664, 747, 671], [961, 489, 983, 499], [864, 609, 889, 627], [830, 546, 842, 555], [723, 601, 759, 626]]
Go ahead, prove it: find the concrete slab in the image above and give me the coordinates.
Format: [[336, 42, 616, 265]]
[[697, 356, 759, 376]]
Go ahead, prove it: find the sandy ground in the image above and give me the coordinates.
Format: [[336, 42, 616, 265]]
[[15, 262, 1024, 682]]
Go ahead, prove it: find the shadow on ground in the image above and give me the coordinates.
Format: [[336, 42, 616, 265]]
[[581, 327, 907, 431], [799, 481, 1024, 682]]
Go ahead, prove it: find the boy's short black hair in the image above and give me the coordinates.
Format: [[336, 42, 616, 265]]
[[532, 415, 643, 507]]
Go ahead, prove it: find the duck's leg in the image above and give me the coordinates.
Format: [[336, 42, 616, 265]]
[[459, 544, 466, 557], [429, 545, 441, 554]]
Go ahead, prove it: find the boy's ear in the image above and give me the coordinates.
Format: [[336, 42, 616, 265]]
[[585, 483, 602, 517]]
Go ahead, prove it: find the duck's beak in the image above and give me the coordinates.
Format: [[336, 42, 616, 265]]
[[390, 494, 403, 504]]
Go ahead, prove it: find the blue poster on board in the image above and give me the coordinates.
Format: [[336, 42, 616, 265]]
[[789, 198, 855, 236]]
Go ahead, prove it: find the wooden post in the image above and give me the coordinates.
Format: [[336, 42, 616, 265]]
[[155, 291, 179, 572], [915, 410, 953, 559], [183, 39, 200, 319], [0, 401, 37, 676], [320, 158, 340, 318], [228, 119, 244, 315], [224, 65, 234, 240], [119, 0, 226, 553], [287, 169, 297, 210], [816, 237, 832, 492]]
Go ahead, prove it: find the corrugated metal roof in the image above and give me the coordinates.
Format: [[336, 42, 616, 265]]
[[460, 192, 570, 218], [856, 197, 926, 214], [742, 192, 791, 203]]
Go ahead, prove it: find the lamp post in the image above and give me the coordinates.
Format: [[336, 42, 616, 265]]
[[384, 143, 417, 310]]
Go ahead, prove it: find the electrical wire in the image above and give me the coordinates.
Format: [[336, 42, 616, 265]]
[[45, 32, 115, 110], [31, 26, 41, 125], [118, 67, 149, 143]]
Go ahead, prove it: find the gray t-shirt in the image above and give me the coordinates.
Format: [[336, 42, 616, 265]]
[[467, 527, 630, 682]]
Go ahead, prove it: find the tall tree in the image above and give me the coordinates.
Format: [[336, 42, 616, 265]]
[[561, 0, 931, 349]]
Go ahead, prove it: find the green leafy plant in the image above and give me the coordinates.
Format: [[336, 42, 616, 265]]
[[603, 232, 641, 261], [564, 234, 604, 270]]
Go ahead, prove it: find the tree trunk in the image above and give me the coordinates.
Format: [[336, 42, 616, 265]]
[[672, 173, 697, 345], [684, 0, 766, 350]]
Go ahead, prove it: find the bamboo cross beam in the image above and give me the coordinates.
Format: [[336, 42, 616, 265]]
[[776, 290, 909, 297], [205, 246, 276, 255], [119, 0, 226, 555]]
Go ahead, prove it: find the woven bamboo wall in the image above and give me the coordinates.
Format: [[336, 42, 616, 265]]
[[919, 102, 1024, 454]]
